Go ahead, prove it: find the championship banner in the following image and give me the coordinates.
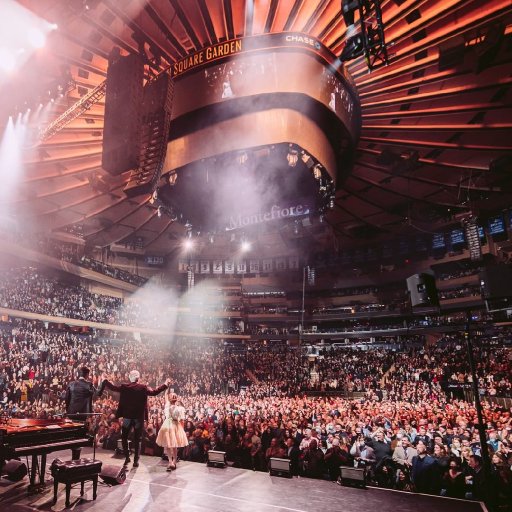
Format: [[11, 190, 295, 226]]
[[262, 258, 273, 272], [225, 260, 235, 274], [275, 257, 287, 271], [200, 261, 210, 274], [212, 260, 223, 274], [249, 259, 260, 273], [288, 255, 300, 270], [236, 261, 247, 274]]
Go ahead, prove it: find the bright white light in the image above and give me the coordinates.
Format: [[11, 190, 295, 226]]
[[184, 239, 194, 250], [0, 114, 27, 207], [0, 1, 53, 80], [0, 48, 16, 73], [27, 28, 45, 49], [50, 23, 58, 30], [241, 241, 251, 252]]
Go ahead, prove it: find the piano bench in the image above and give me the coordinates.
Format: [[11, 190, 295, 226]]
[[51, 458, 102, 508]]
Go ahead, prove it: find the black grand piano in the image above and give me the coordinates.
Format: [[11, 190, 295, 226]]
[[0, 418, 93, 487]]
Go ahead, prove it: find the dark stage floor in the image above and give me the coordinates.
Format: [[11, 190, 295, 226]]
[[0, 448, 486, 512]]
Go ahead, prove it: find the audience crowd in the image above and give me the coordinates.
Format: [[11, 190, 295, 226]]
[[0, 267, 511, 509], [11, 234, 147, 286]]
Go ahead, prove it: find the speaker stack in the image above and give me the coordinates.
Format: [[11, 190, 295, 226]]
[[102, 49, 144, 176], [406, 273, 439, 309]]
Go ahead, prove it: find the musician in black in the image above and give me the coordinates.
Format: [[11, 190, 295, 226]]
[[65, 366, 96, 420], [65, 366, 96, 459]]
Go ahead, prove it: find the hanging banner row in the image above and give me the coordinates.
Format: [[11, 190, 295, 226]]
[[178, 256, 301, 274]]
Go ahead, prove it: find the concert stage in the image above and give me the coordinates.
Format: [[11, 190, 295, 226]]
[[0, 448, 485, 512]]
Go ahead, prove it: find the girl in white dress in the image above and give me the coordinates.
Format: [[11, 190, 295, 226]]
[[156, 392, 188, 471]]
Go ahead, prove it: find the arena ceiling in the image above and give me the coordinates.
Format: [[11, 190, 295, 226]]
[[5, 0, 512, 258]]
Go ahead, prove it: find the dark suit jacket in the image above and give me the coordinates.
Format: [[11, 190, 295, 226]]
[[65, 378, 95, 416], [411, 454, 437, 493], [286, 445, 301, 475], [99, 380, 167, 421]]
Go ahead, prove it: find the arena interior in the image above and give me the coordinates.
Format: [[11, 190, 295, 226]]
[[0, 1, 511, 511]]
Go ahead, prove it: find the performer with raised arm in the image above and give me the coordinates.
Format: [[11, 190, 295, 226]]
[[156, 391, 188, 471], [99, 370, 170, 468]]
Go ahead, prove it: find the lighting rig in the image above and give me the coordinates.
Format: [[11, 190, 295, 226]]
[[340, 0, 389, 71]]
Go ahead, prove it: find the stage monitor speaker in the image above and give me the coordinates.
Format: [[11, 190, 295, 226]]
[[339, 467, 366, 488], [102, 50, 144, 175], [99, 464, 126, 485], [2, 460, 28, 481], [480, 264, 512, 300], [406, 273, 439, 308], [207, 450, 226, 468], [269, 457, 292, 478]]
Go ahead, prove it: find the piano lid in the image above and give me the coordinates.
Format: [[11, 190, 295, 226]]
[[0, 418, 85, 434]]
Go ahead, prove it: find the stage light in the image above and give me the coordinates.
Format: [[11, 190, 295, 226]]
[[342, 0, 360, 27], [27, 28, 46, 49], [241, 241, 251, 252], [50, 23, 59, 30], [339, 34, 364, 62], [287, 145, 298, 167], [237, 151, 248, 165], [0, 48, 16, 73], [184, 238, 194, 250]]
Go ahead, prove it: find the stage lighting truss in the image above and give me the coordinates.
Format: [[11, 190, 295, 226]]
[[38, 79, 104, 143], [340, 0, 389, 71]]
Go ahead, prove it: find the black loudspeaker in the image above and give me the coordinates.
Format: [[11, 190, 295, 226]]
[[99, 464, 126, 485], [123, 73, 173, 197], [2, 460, 28, 481], [339, 467, 366, 488], [207, 450, 227, 468], [102, 49, 144, 175], [480, 264, 512, 300], [269, 457, 292, 478], [406, 273, 439, 308]]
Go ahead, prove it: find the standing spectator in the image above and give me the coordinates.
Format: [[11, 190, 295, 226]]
[[411, 440, 437, 494]]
